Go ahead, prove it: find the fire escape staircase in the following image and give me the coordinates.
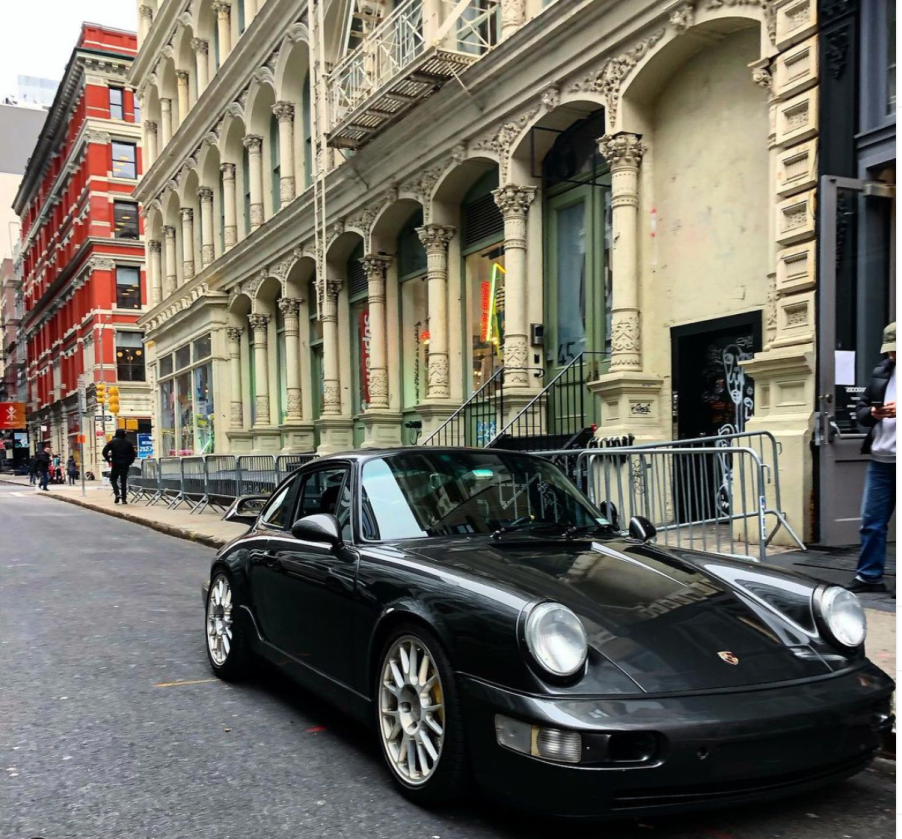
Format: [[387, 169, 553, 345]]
[[421, 352, 606, 451], [327, 0, 501, 150]]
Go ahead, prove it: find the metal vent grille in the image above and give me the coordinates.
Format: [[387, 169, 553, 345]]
[[349, 256, 368, 298], [463, 192, 503, 248]]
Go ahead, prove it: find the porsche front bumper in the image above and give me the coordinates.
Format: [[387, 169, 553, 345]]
[[461, 663, 894, 818]]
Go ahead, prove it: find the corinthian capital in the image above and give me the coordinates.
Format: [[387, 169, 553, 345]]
[[191, 38, 209, 55], [277, 297, 301, 318], [597, 132, 646, 169], [197, 186, 214, 202], [492, 185, 537, 218], [416, 224, 455, 252], [361, 255, 390, 279], [243, 134, 263, 153], [248, 313, 270, 333], [272, 101, 295, 123]]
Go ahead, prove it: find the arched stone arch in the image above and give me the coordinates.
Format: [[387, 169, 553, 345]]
[[429, 156, 498, 226], [370, 197, 423, 254], [173, 22, 197, 108], [162, 189, 183, 292], [245, 78, 278, 220], [253, 275, 283, 313], [157, 54, 180, 127], [193, 0, 218, 78], [220, 112, 248, 242], [197, 141, 223, 261], [274, 33, 312, 192], [178, 168, 202, 279], [284, 252, 315, 301]]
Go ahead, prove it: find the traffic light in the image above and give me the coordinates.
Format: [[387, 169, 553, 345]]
[[96, 381, 106, 405], [108, 386, 120, 415]]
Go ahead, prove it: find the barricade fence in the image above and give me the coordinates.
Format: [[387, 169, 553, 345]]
[[129, 453, 317, 514], [538, 434, 804, 563]]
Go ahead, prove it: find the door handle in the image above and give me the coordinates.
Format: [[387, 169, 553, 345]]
[[262, 551, 283, 570]]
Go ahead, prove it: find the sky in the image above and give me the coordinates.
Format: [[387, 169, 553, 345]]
[[0, 1, 137, 100]]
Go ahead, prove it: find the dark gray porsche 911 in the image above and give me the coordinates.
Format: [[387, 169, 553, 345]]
[[204, 447, 894, 818]]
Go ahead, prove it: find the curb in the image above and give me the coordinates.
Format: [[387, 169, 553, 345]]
[[40, 491, 228, 550]]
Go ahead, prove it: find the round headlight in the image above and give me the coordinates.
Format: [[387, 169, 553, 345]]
[[816, 586, 867, 648], [524, 602, 588, 677]]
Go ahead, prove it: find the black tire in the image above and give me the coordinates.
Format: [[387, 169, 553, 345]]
[[375, 624, 469, 805], [205, 570, 252, 681]]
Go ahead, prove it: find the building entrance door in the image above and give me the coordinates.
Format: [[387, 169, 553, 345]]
[[671, 314, 760, 522], [817, 175, 896, 545]]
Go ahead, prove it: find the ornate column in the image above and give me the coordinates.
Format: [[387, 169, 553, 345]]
[[192, 39, 210, 95], [144, 121, 158, 168], [213, 1, 232, 60], [416, 224, 455, 400], [243, 134, 264, 231], [160, 98, 173, 147], [248, 313, 271, 427], [163, 225, 178, 297], [319, 279, 343, 416], [272, 102, 296, 208], [138, 4, 153, 43], [180, 208, 195, 281], [197, 187, 215, 267], [597, 133, 644, 371], [147, 239, 162, 305], [226, 327, 244, 430], [278, 298, 303, 422], [221, 163, 238, 248], [361, 256, 391, 410], [176, 71, 191, 122], [492, 185, 536, 387], [500, 0, 526, 40]]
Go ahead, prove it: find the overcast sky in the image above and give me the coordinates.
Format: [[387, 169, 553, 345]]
[[0, 1, 137, 99]]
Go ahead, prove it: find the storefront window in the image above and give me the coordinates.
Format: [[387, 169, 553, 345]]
[[160, 379, 175, 456], [466, 245, 505, 389], [116, 332, 145, 381], [554, 201, 587, 365], [160, 354, 173, 377], [401, 278, 427, 409], [176, 371, 194, 455], [193, 333, 212, 361], [176, 345, 191, 370], [194, 362, 214, 454]]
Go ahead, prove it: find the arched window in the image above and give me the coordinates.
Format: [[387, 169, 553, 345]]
[[270, 113, 281, 212]]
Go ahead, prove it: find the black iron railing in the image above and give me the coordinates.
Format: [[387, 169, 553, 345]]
[[421, 366, 543, 447], [490, 351, 607, 451]]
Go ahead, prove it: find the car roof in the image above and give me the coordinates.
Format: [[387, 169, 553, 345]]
[[315, 446, 545, 463]]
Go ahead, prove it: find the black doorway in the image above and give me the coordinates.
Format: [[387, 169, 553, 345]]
[[671, 312, 762, 522]]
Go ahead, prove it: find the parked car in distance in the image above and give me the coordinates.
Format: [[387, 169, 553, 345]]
[[204, 448, 894, 818]]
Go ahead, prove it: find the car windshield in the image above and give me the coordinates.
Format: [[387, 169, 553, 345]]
[[360, 451, 609, 541]]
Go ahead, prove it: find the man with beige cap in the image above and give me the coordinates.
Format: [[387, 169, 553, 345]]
[[850, 321, 896, 593]]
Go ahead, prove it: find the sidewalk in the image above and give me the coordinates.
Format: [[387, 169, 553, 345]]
[[3, 472, 894, 680]]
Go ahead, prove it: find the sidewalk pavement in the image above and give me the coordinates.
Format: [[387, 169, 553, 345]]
[[2, 472, 895, 680]]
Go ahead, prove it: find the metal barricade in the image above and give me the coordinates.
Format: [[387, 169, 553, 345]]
[[535, 443, 804, 564], [157, 457, 186, 509], [126, 464, 145, 501], [205, 455, 239, 510], [181, 457, 209, 514], [141, 459, 162, 505], [276, 453, 316, 482], [237, 455, 279, 495]]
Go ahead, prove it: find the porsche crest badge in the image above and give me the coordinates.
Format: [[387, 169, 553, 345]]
[[717, 651, 740, 665]]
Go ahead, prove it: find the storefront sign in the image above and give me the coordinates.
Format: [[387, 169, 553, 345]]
[[0, 402, 25, 430], [137, 433, 154, 459]]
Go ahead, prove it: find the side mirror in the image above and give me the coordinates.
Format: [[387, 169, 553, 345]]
[[598, 500, 619, 529], [291, 513, 342, 549], [223, 494, 269, 526], [628, 515, 657, 543]]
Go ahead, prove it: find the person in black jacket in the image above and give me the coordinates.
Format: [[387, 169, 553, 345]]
[[102, 429, 137, 504], [34, 446, 51, 491], [850, 322, 896, 593]]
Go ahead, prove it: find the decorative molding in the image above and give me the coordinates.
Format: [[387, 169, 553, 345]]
[[472, 106, 539, 181], [824, 26, 850, 80], [569, 29, 665, 129], [669, 2, 695, 33], [597, 132, 646, 168]]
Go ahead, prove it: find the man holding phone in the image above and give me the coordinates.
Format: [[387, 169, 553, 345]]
[[850, 322, 896, 593]]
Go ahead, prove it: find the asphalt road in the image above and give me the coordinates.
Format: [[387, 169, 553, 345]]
[[0, 483, 895, 839]]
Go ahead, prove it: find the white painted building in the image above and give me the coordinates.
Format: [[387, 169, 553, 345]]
[[131, 0, 823, 541]]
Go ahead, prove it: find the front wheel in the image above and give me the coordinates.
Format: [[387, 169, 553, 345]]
[[376, 626, 468, 805], [205, 571, 252, 680]]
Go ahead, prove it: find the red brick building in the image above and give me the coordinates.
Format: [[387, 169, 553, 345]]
[[13, 24, 149, 473]]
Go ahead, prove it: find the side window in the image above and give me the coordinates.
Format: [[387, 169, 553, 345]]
[[259, 479, 296, 530], [297, 468, 349, 519]]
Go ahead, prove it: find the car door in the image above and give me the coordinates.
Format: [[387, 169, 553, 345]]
[[247, 475, 302, 649], [268, 463, 360, 687]]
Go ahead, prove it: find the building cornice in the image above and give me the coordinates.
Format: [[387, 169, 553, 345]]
[[133, 0, 306, 206]]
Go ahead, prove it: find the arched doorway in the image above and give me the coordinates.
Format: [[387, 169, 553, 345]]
[[542, 107, 611, 398]]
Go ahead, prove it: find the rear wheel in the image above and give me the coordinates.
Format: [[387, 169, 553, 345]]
[[376, 626, 468, 805], [205, 571, 252, 680]]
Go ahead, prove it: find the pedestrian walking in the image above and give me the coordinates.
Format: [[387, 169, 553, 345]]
[[34, 445, 51, 491], [849, 321, 896, 593], [27, 456, 36, 485], [102, 429, 137, 504], [67, 455, 78, 486]]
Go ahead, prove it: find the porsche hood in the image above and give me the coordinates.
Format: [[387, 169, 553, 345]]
[[405, 537, 841, 693]]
